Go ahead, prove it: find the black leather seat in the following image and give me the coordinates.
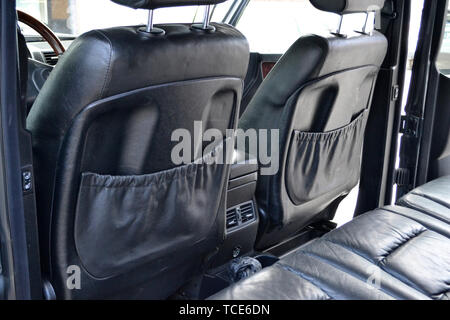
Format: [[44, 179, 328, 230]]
[[27, 0, 249, 299], [397, 175, 450, 224], [239, 0, 388, 249], [210, 175, 450, 300]]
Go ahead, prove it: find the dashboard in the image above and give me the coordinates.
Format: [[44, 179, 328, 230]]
[[26, 38, 74, 66]]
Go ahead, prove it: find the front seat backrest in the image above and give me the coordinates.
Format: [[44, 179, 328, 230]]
[[27, 0, 249, 299], [239, 0, 387, 249]]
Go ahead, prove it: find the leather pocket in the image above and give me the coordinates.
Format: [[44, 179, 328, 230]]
[[74, 159, 224, 278], [286, 110, 368, 205]]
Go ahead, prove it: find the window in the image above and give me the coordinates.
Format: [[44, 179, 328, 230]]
[[16, 0, 232, 37], [437, 4, 450, 76], [235, 0, 368, 54]]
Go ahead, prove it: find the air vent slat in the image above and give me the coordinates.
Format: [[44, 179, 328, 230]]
[[226, 208, 238, 229], [43, 51, 59, 66], [226, 201, 256, 231]]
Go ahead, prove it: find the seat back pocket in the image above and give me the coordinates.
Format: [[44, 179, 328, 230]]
[[74, 160, 224, 278], [286, 110, 368, 205]]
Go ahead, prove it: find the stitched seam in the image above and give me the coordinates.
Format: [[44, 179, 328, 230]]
[[275, 264, 333, 300], [323, 238, 374, 263], [399, 199, 450, 224], [93, 30, 113, 100], [289, 250, 402, 299], [380, 229, 427, 260], [382, 207, 450, 238], [322, 238, 431, 297], [432, 290, 449, 300], [411, 191, 450, 209]]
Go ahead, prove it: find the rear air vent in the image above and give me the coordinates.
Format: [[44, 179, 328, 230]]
[[226, 201, 256, 231], [226, 208, 239, 229], [240, 202, 255, 223], [43, 51, 59, 66]]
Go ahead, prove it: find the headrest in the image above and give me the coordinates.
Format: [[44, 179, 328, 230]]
[[111, 0, 226, 10], [310, 0, 385, 14]]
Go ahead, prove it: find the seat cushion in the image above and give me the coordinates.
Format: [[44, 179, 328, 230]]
[[397, 175, 450, 224], [209, 177, 450, 300]]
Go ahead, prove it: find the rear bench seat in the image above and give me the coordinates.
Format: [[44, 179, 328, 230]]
[[209, 176, 450, 300]]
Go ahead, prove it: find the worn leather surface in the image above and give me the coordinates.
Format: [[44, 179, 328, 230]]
[[112, 0, 225, 9], [397, 175, 450, 224], [310, 0, 386, 14], [210, 177, 450, 300], [240, 29, 388, 249], [27, 23, 248, 299]]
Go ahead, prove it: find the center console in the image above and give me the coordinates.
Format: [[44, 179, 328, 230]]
[[198, 150, 279, 299], [211, 149, 259, 267]]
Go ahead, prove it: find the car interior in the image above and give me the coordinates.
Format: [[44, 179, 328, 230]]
[[0, 0, 449, 300]]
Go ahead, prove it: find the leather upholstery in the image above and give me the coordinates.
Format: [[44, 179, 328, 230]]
[[310, 0, 386, 14], [210, 176, 450, 300], [111, 0, 225, 9], [27, 23, 249, 299], [397, 175, 450, 224], [240, 30, 387, 249]]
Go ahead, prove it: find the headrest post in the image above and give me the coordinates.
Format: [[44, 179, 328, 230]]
[[191, 4, 216, 32], [362, 12, 369, 34], [355, 11, 375, 36], [202, 4, 212, 30], [336, 15, 344, 34], [146, 9, 154, 33], [138, 9, 165, 36], [331, 15, 346, 38]]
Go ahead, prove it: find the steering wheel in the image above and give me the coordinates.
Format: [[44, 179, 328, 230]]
[[17, 10, 65, 113], [17, 9, 65, 56]]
